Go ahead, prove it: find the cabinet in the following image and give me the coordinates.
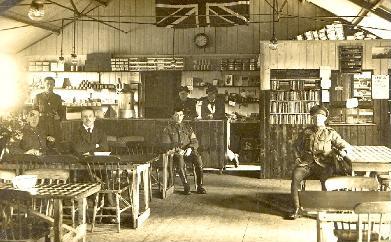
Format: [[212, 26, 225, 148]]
[[269, 70, 321, 125]]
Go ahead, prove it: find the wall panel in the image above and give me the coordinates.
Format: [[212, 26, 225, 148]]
[[19, 0, 335, 57]]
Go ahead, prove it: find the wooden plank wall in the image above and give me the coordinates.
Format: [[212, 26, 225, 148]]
[[60, 119, 225, 168], [260, 40, 391, 179], [18, 0, 333, 57]]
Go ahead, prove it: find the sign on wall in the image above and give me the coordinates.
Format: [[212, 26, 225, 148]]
[[372, 75, 389, 99]]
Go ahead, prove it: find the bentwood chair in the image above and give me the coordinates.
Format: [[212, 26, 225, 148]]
[[79, 155, 132, 232]]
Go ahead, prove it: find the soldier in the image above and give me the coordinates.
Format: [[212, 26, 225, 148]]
[[33, 77, 64, 148], [287, 105, 351, 220], [175, 86, 197, 120], [161, 107, 207, 195]]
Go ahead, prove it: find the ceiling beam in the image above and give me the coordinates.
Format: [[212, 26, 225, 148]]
[[346, 0, 391, 22], [3, 11, 61, 34], [91, 0, 109, 7], [0, 0, 25, 14]]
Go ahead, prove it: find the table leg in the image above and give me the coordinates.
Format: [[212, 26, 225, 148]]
[[77, 198, 87, 242], [162, 154, 168, 199], [131, 169, 140, 228], [143, 168, 150, 211], [53, 199, 63, 242]]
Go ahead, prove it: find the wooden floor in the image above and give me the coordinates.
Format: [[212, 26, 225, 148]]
[[87, 172, 319, 242]]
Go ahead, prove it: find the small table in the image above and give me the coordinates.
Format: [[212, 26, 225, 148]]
[[0, 183, 101, 242], [299, 191, 391, 242], [350, 146, 391, 176]]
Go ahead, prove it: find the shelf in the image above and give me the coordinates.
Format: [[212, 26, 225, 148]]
[[270, 100, 318, 102], [270, 89, 321, 92], [270, 78, 321, 81], [270, 113, 310, 114], [194, 86, 259, 88], [183, 70, 259, 72]]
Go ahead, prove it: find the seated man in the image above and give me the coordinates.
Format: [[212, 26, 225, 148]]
[[72, 107, 108, 156], [161, 107, 206, 195], [17, 109, 57, 156], [287, 105, 351, 220]]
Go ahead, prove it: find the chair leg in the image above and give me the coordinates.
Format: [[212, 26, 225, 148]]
[[91, 194, 99, 232], [71, 200, 76, 228], [193, 165, 198, 191], [116, 194, 120, 233]]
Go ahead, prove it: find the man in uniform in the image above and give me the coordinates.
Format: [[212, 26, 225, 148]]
[[175, 86, 197, 120], [287, 105, 351, 220], [33, 77, 64, 147], [161, 107, 207, 195], [15, 109, 57, 155]]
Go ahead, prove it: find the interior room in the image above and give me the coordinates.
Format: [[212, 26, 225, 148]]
[[0, 0, 390, 242]]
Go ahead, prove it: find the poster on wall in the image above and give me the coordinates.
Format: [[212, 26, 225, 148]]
[[372, 75, 389, 99], [372, 47, 391, 59]]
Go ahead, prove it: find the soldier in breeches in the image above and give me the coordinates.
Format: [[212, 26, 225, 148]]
[[287, 105, 351, 220], [161, 107, 207, 195]]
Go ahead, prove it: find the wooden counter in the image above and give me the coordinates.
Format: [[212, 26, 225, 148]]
[[60, 119, 225, 169]]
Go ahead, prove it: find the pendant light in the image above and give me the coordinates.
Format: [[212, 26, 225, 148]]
[[269, 0, 278, 50], [71, 14, 77, 65], [28, 0, 44, 21], [58, 19, 64, 64]]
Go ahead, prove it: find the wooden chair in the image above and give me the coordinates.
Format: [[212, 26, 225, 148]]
[[0, 190, 50, 242], [324, 176, 380, 242], [354, 201, 391, 242], [79, 155, 132, 232]]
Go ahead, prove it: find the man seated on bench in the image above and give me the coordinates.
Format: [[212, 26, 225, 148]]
[[287, 105, 351, 220], [161, 107, 206, 195]]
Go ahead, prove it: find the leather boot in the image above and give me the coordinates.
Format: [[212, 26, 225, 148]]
[[196, 168, 206, 194], [178, 168, 190, 195]]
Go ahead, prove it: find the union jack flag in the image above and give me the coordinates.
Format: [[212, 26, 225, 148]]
[[156, 0, 250, 28]]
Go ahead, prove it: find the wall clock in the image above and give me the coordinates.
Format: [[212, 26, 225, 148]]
[[194, 33, 209, 48]]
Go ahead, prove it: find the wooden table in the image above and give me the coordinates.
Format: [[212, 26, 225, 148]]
[[299, 191, 391, 242], [350, 146, 391, 176], [0, 183, 101, 242], [0, 154, 158, 229]]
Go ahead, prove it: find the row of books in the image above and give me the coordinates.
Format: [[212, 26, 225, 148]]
[[271, 79, 319, 91], [270, 101, 318, 114], [270, 90, 320, 101], [269, 114, 314, 125]]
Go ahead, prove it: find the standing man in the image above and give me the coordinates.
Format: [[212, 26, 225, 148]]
[[72, 108, 108, 156], [161, 107, 207, 195], [175, 86, 197, 120], [287, 105, 351, 220], [201, 85, 225, 120], [33, 77, 64, 147]]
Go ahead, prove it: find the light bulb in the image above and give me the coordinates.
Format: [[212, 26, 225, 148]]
[[269, 37, 278, 50], [58, 56, 64, 64], [28, 0, 44, 21], [71, 53, 77, 64]]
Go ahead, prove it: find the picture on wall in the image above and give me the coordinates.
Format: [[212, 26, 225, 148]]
[[372, 46, 391, 59], [224, 75, 233, 86]]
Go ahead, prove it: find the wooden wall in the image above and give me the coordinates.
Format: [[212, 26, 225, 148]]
[[259, 40, 391, 179], [18, 0, 333, 57]]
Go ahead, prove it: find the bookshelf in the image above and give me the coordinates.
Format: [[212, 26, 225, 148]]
[[269, 70, 321, 125]]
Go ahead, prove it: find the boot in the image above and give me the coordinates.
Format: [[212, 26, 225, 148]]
[[196, 168, 207, 194], [178, 168, 190, 195]]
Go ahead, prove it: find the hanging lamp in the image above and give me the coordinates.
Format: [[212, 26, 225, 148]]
[[269, 0, 278, 50], [58, 19, 65, 64], [71, 14, 78, 65], [28, 0, 44, 21]]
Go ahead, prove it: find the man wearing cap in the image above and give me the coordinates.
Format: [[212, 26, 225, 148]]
[[201, 85, 225, 120], [175, 86, 198, 120], [287, 104, 351, 220], [161, 107, 207, 195]]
